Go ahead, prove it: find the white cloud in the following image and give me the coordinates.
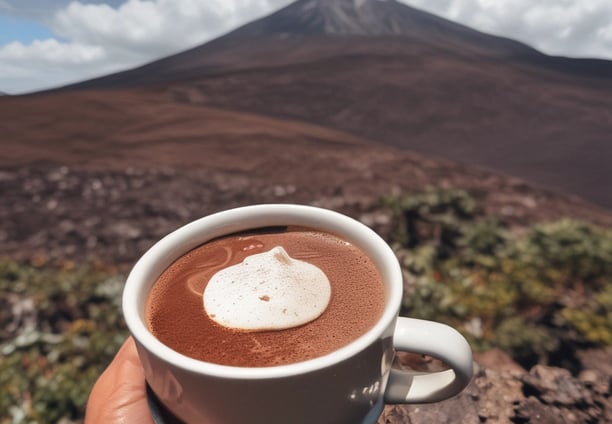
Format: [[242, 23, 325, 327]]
[[0, 39, 104, 64], [0, 0, 290, 93], [52, 0, 231, 59], [403, 0, 612, 59], [0, 38, 113, 93], [1, 0, 612, 94]]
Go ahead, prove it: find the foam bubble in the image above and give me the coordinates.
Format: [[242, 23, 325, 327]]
[[203, 246, 331, 331]]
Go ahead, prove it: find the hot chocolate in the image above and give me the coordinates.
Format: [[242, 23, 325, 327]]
[[145, 226, 386, 367]]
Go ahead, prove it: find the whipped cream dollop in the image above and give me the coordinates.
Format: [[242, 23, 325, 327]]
[[203, 246, 331, 331]]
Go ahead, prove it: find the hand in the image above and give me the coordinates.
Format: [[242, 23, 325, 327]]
[[85, 337, 154, 424]]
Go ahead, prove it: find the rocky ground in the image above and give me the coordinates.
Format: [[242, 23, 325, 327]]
[[3, 163, 611, 267], [1, 164, 611, 423], [380, 349, 612, 423]]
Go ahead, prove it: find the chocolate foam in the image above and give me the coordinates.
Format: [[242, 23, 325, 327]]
[[145, 226, 385, 367]]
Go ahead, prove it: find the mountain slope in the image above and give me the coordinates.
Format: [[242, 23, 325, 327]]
[[2, 88, 611, 227], [63, 0, 609, 91], [24, 0, 612, 208], [163, 43, 612, 206]]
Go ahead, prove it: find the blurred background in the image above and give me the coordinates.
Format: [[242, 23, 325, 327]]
[[1, 1, 611, 422]]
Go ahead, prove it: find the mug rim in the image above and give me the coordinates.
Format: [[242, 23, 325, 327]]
[[123, 203, 403, 380]]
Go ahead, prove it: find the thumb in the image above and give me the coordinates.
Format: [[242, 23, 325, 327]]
[[85, 337, 154, 424]]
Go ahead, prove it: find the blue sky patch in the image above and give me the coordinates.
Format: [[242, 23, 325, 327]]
[[0, 15, 55, 46]]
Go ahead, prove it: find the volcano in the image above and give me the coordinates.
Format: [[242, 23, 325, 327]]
[[4, 0, 612, 209], [63, 0, 612, 89]]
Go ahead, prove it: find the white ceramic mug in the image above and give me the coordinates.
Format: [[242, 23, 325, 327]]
[[123, 204, 473, 424]]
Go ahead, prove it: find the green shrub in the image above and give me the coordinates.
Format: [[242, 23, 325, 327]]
[[0, 260, 127, 423], [385, 189, 612, 366]]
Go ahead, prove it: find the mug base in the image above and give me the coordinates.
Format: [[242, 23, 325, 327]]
[[147, 384, 384, 424], [147, 384, 184, 424]]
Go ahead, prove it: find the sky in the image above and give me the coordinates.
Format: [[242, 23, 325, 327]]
[[1, 0, 612, 95]]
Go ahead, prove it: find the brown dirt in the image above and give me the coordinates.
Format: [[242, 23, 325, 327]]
[[1, 88, 611, 267]]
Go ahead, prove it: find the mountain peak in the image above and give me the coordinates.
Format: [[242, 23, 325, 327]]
[[300, 0, 393, 7], [296, 0, 400, 34], [222, 0, 527, 52], [228, 0, 429, 37]]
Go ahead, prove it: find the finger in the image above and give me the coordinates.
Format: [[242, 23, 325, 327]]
[[85, 337, 154, 424]]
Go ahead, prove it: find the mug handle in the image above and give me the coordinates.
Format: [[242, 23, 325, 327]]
[[384, 317, 473, 403]]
